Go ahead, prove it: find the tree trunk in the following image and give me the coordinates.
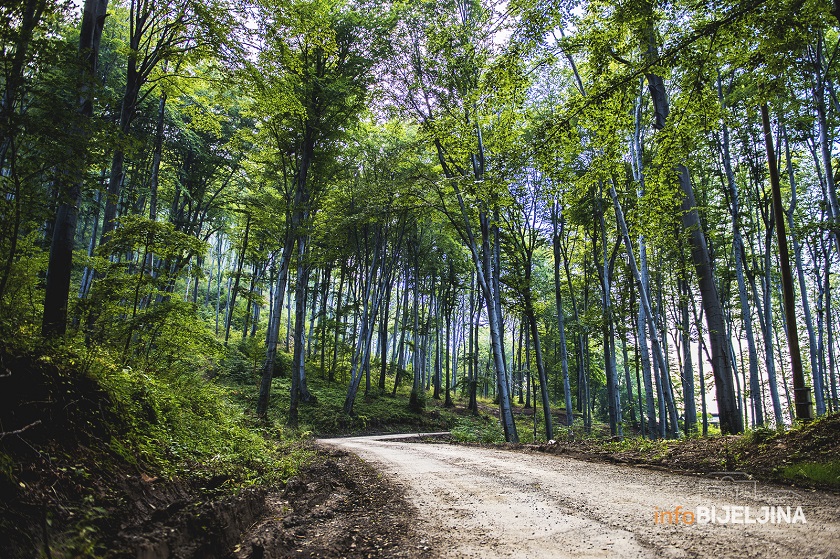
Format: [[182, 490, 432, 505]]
[[783, 125, 823, 417], [718, 79, 768, 425], [42, 0, 109, 337], [811, 34, 840, 252], [344, 228, 387, 414], [551, 201, 574, 426], [679, 275, 697, 434], [225, 214, 251, 346], [643, 33, 742, 432], [331, 263, 346, 383], [608, 184, 677, 436], [761, 104, 812, 421], [525, 296, 553, 440], [148, 93, 166, 223], [378, 266, 393, 391], [409, 244, 423, 409], [288, 235, 307, 427]]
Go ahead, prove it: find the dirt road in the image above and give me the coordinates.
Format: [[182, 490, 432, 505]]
[[317, 434, 840, 559]]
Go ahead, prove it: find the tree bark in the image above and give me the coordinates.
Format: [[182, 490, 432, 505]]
[[225, 214, 251, 346], [551, 202, 574, 427], [718, 79, 768, 425], [42, 0, 109, 338], [641, 17, 741, 432], [761, 103, 812, 421]]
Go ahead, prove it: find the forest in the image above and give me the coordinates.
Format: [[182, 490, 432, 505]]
[[2, 0, 839, 451]]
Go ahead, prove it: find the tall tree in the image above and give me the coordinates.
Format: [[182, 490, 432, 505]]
[[42, 0, 109, 337]]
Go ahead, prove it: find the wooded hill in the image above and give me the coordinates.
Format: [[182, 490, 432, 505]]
[[2, 0, 839, 448]]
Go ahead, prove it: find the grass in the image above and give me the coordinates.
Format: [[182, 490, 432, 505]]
[[78, 345, 312, 486], [450, 414, 506, 443], [781, 461, 840, 488], [220, 356, 463, 436], [0, 339, 316, 558]]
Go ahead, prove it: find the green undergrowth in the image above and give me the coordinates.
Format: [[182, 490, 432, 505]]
[[87, 347, 310, 485], [221, 358, 461, 436], [516, 413, 840, 490], [449, 402, 583, 444], [0, 334, 313, 558], [782, 460, 840, 487], [450, 414, 506, 443], [2, 338, 311, 489]]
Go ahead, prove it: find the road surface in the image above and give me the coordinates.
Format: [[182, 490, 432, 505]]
[[317, 434, 840, 559]]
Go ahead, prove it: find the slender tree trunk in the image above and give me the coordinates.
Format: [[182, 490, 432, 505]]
[[482, 210, 518, 441], [621, 331, 639, 430], [318, 264, 331, 374], [551, 202, 574, 426], [782, 126, 824, 416], [391, 265, 409, 393], [288, 235, 307, 427], [643, 29, 742, 432], [679, 275, 697, 434], [597, 189, 622, 437], [378, 267, 393, 391], [99, 74, 139, 245], [410, 245, 423, 409], [525, 295, 553, 440], [761, 104, 812, 421], [811, 35, 840, 252], [257, 240, 294, 415], [42, 0, 109, 337], [148, 93, 166, 223], [296, 239, 313, 404], [719, 80, 768, 425], [433, 284, 442, 400], [630, 287, 646, 437], [344, 228, 388, 414], [468, 272, 478, 413], [444, 279, 454, 407], [0, 0, 47, 172], [608, 184, 678, 436], [225, 214, 251, 346]]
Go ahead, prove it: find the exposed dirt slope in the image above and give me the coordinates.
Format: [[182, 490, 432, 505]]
[[230, 447, 429, 559]]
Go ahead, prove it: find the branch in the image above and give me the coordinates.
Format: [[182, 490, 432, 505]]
[[546, 0, 769, 143], [0, 420, 42, 440]]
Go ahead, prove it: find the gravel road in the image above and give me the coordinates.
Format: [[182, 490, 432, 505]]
[[317, 434, 840, 559]]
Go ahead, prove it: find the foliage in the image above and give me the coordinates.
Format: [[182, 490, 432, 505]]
[[450, 414, 506, 444], [49, 339, 309, 486]]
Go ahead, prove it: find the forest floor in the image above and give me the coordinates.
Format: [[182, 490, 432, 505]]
[[465, 402, 840, 491], [0, 348, 434, 559], [2, 433, 430, 559], [320, 433, 840, 559]]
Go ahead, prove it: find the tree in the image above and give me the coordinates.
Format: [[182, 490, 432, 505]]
[[41, 0, 109, 337], [249, 0, 388, 424]]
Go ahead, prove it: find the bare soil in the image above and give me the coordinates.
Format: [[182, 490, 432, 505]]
[[229, 447, 430, 559]]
